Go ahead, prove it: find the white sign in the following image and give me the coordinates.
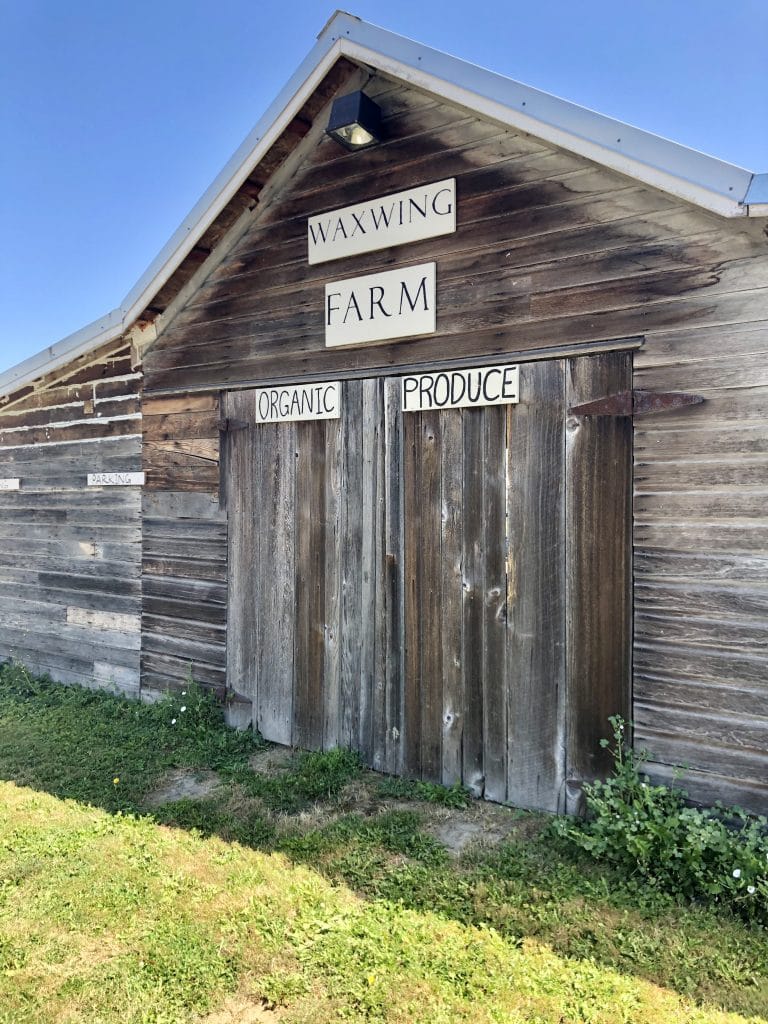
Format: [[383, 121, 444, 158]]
[[308, 179, 456, 264], [402, 365, 520, 413], [0, 478, 20, 490], [87, 472, 145, 487], [253, 382, 341, 424], [326, 263, 436, 349]]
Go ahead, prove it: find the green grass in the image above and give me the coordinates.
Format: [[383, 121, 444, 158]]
[[0, 662, 261, 812], [0, 663, 767, 1023]]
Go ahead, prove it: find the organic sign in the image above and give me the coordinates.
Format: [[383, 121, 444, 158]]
[[325, 263, 436, 348], [253, 382, 341, 423], [0, 478, 20, 490], [402, 365, 520, 412], [87, 472, 145, 486], [308, 179, 455, 264]]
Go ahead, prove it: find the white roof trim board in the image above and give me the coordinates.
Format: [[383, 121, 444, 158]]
[[2, 9, 765, 399]]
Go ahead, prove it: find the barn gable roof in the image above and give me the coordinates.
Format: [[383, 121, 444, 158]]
[[2, 9, 766, 400]]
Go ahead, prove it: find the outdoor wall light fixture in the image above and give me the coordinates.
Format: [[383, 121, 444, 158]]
[[326, 91, 382, 150]]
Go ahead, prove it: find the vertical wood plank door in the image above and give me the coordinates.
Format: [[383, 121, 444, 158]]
[[223, 379, 404, 769], [224, 351, 631, 812], [402, 360, 568, 809]]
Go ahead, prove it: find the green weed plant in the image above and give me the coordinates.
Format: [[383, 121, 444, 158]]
[[553, 716, 768, 924]]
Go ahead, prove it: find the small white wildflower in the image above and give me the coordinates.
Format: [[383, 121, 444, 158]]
[[181, 690, 187, 696], [641, 782, 647, 788], [180, 706, 187, 713], [171, 718, 177, 725], [747, 885, 756, 895], [732, 868, 741, 879]]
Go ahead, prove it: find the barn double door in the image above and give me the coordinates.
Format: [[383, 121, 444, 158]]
[[224, 353, 631, 811]]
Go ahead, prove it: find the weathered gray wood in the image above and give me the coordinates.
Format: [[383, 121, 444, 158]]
[[256, 422, 296, 745], [358, 379, 379, 762], [322, 404, 342, 750], [565, 352, 633, 813], [480, 405, 508, 803], [222, 391, 254, 700], [634, 548, 768, 582], [367, 379, 388, 771], [383, 377, 404, 775], [419, 411, 443, 782], [0, 372, 142, 697], [402, 407, 422, 778], [294, 420, 327, 749], [439, 408, 464, 786], [635, 580, 768, 619], [461, 409, 486, 795], [339, 382, 364, 750], [506, 360, 566, 812], [644, 761, 768, 815], [635, 718, 768, 780]]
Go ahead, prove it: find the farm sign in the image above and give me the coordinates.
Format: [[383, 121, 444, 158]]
[[325, 263, 436, 348]]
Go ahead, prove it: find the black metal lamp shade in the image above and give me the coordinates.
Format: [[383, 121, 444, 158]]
[[326, 91, 382, 150]]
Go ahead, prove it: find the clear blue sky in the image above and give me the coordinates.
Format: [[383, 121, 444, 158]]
[[2, 0, 767, 372]]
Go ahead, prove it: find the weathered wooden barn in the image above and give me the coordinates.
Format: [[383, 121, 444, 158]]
[[1, 13, 767, 814]]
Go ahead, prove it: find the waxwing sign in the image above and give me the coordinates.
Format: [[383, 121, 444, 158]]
[[308, 179, 455, 264]]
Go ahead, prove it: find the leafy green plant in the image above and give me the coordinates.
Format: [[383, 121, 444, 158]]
[[553, 716, 768, 924]]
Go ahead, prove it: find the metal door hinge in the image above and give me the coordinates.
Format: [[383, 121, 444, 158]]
[[217, 418, 249, 432], [568, 389, 704, 417]]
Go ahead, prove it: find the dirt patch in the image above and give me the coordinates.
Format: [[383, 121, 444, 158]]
[[248, 745, 296, 776], [143, 746, 547, 857], [271, 768, 545, 855], [414, 800, 542, 855], [199, 996, 280, 1022], [144, 768, 223, 807]]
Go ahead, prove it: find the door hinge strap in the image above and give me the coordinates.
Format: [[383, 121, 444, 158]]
[[568, 389, 704, 417], [217, 418, 249, 432]]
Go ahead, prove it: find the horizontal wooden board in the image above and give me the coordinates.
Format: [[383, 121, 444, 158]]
[[634, 548, 768, 582], [644, 761, 768, 814], [635, 490, 768, 519], [0, 353, 142, 696]]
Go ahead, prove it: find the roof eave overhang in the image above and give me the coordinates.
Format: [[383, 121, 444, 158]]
[[332, 18, 754, 220], [2, 9, 764, 401]]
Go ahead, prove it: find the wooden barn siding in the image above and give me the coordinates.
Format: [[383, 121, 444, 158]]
[[633, 321, 768, 812], [139, 72, 768, 808], [140, 394, 227, 697], [0, 342, 142, 694]]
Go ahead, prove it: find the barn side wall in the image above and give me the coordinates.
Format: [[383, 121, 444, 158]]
[[0, 341, 142, 694], [140, 394, 227, 698], [141, 71, 768, 812], [634, 323, 768, 810]]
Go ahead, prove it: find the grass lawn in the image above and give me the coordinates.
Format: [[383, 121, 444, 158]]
[[0, 664, 766, 1023]]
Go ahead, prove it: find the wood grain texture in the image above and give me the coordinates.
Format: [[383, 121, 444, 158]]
[[565, 352, 633, 813], [0, 341, 142, 694], [506, 361, 567, 812]]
